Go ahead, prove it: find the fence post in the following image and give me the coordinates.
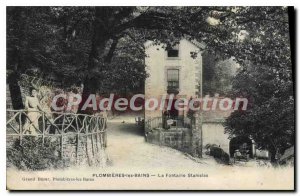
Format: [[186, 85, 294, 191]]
[[95, 127, 99, 153], [75, 115, 79, 165], [19, 111, 23, 145], [76, 132, 79, 165], [60, 134, 64, 158], [91, 133, 95, 157], [61, 114, 65, 158], [42, 112, 45, 146]]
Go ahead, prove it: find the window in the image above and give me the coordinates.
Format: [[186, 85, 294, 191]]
[[167, 69, 179, 89], [167, 49, 179, 57]]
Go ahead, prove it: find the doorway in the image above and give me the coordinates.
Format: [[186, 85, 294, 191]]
[[229, 136, 254, 158]]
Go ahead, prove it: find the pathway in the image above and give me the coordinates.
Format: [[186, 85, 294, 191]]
[[105, 116, 209, 168]]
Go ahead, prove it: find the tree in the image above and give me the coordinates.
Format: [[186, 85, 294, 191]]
[[7, 7, 149, 104], [6, 6, 241, 105], [223, 7, 294, 162], [202, 51, 238, 96], [76, 7, 219, 110]]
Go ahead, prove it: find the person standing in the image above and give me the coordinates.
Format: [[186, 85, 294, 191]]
[[23, 88, 44, 135]]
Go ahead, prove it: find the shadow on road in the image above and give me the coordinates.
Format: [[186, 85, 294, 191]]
[[106, 116, 145, 138], [117, 122, 144, 136]]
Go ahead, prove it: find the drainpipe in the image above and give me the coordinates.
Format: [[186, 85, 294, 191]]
[[199, 54, 203, 158]]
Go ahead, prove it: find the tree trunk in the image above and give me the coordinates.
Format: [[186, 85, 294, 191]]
[[7, 71, 24, 110], [78, 42, 108, 114], [78, 8, 112, 114], [269, 146, 278, 164]]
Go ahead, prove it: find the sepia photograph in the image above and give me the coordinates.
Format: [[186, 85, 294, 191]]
[[5, 5, 295, 190]]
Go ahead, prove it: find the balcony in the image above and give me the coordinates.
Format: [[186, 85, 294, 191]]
[[167, 81, 179, 94], [167, 86, 179, 94]]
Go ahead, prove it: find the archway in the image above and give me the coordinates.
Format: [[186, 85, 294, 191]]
[[229, 136, 253, 158]]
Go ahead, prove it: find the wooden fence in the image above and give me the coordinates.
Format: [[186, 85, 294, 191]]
[[6, 110, 107, 166]]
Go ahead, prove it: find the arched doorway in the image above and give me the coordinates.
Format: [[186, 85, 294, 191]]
[[229, 136, 253, 158]]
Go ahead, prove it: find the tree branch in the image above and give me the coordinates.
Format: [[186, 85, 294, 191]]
[[112, 11, 171, 34], [104, 37, 119, 63]]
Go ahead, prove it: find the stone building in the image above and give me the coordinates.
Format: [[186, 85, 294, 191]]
[[144, 39, 268, 159]]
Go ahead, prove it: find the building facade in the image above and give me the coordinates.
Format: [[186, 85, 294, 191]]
[[144, 39, 268, 158], [144, 39, 202, 120]]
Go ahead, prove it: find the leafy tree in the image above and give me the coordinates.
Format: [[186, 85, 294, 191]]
[[7, 7, 53, 109], [72, 7, 228, 110], [7, 7, 93, 84], [202, 51, 238, 96], [7, 7, 148, 101], [223, 7, 294, 162]]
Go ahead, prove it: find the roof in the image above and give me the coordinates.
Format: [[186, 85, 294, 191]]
[[189, 39, 206, 50], [144, 39, 206, 50], [280, 146, 294, 162]]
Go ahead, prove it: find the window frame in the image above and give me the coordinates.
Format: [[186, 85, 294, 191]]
[[166, 68, 180, 89], [166, 44, 180, 60], [167, 49, 179, 58]]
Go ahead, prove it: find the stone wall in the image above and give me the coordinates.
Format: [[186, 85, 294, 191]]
[[146, 128, 192, 153], [62, 133, 107, 167], [202, 122, 230, 154]]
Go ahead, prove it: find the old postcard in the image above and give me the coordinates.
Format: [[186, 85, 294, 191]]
[[6, 6, 295, 190]]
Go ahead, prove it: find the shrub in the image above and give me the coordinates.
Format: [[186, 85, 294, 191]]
[[210, 146, 230, 165], [7, 137, 68, 170]]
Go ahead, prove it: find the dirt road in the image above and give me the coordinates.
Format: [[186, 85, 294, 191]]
[[105, 116, 205, 168]]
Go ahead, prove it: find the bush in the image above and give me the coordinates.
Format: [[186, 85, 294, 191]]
[[210, 146, 230, 165], [7, 137, 68, 170]]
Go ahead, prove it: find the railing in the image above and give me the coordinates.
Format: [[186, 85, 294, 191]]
[[145, 116, 193, 132], [6, 110, 107, 165], [167, 86, 179, 94], [145, 117, 163, 130], [145, 116, 193, 152]]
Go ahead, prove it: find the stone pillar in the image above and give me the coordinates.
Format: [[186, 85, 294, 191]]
[[251, 139, 256, 158], [191, 112, 202, 157]]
